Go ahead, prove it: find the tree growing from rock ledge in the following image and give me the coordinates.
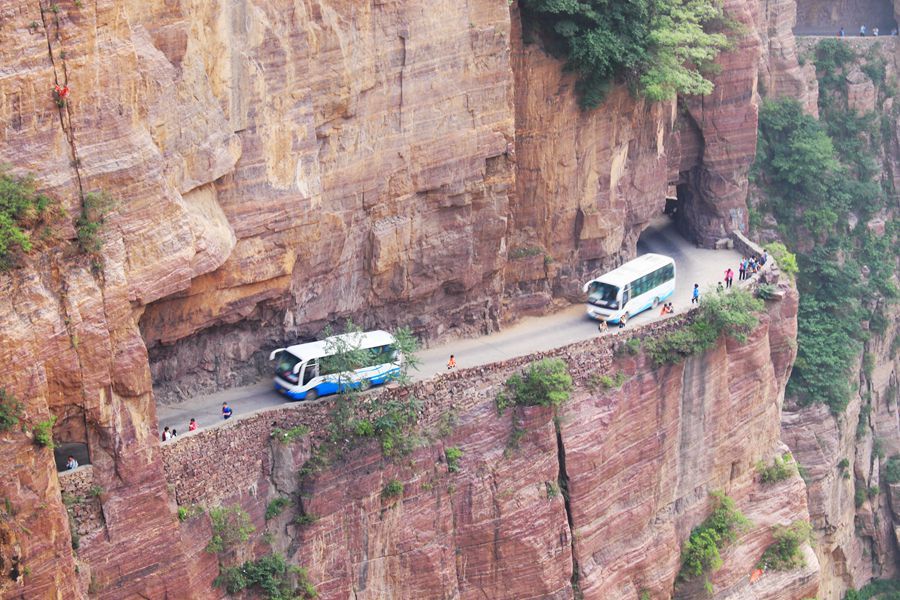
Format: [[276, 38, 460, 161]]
[[519, 0, 730, 108]]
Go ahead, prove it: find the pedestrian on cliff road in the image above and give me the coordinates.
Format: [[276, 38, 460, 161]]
[[725, 267, 734, 288], [738, 258, 746, 281], [716, 282, 724, 293], [65, 456, 78, 470], [839, 27, 845, 37], [691, 284, 700, 304], [874, 27, 880, 36], [189, 418, 198, 432], [222, 402, 233, 420], [598, 319, 608, 333], [162, 426, 171, 442], [860, 24, 867, 36], [171, 429, 178, 438]]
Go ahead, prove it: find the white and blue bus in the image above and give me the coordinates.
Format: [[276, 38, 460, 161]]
[[269, 330, 402, 400], [583, 253, 676, 324]]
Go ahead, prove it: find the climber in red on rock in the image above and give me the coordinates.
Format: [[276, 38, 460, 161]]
[[54, 84, 69, 99]]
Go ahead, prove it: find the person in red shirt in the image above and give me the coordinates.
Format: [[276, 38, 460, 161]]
[[188, 418, 198, 432]]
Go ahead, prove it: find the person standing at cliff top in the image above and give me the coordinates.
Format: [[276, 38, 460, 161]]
[[188, 418, 198, 432], [691, 283, 700, 304], [222, 402, 233, 420], [447, 355, 456, 369]]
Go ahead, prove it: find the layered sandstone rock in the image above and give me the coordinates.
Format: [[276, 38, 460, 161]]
[[151, 281, 812, 600], [757, 0, 820, 116]]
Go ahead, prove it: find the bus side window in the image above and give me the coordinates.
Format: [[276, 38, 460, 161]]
[[622, 287, 630, 305]]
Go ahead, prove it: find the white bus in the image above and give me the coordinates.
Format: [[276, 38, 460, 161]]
[[269, 330, 402, 401], [583, 253, 676, 324]]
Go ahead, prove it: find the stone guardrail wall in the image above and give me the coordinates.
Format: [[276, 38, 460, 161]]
[[57, 465, 104, 536], [161, 249, 778, 509], [161, 313, 697, 507]]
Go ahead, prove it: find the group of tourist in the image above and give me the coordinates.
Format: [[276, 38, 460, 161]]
[[840, 25, 898, 37], [160, 410, 217, 442]]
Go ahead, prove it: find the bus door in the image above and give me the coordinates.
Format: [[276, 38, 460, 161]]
[[302, 359, 318, 386], [621, 285, 631, 309]]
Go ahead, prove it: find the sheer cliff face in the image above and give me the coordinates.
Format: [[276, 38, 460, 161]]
[[0, 0, 803, 597], [160, 288, 808, 600]]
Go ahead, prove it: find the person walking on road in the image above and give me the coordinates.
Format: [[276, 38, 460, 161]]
[[189, 418, 198, 432], [447, 355, 456, 370], [839, 27, 845, 37], [171, 429, 178, 438], [162, 426, 171, 441], [738, 258, 746, 281], [724, 267, 734, 288], [222, 402, 233, 420], [598, 319, 608, 333], [860, 24, 867, 36], [691, 283, 700, 304]]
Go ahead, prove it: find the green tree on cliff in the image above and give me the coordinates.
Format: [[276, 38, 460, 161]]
[[519, 0, 730, 107]]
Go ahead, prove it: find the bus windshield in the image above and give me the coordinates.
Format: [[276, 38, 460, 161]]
[[587, 282, 619, 308], [275, 352, 301, 383]]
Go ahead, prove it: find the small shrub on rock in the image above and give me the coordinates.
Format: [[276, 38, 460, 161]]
[[0, 168, 52, 269], [764, 242, 798, 278], [883, 455, 900, 485], [205, 505, 254, 554], [679, 492, 750, 593], [382, 480, 404, 499], [33, 416, 56, 449], [215, 553, 317, 599], [0, 389, 24, 433], [495, 358, 572, 413], [265, 497, 291, 520], [756, 453, 795, 484], [445, 447, 463, 473], [177, 504, 204, 522], [270, 425, 309, 443], [757, 520, 812, 571]]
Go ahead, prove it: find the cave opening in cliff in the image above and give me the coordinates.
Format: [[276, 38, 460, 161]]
[[51, 405, 91, 471]]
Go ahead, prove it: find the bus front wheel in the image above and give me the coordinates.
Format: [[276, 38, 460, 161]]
[[305, 389, 318, 402]]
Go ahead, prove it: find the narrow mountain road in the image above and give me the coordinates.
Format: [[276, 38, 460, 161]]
[[157, 217, 745, 435]]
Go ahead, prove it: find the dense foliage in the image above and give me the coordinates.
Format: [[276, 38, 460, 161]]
[[645, 288, 763, 365], [519, 0, 729, 108], [0, 168, 51, 269], [844, 579, 900, 600], [495, 358, 573, 413], [753, 40, 899, 413], [884, 455, 900, 485], [756, 520, 812, 571], [679, 492, 750, 594]]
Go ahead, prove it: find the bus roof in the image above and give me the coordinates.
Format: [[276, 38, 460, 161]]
[[282, 330, 396, 363], [586, 253, 674, 288]]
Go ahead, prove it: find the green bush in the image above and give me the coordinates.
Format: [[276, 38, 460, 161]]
[[293, 513, 319, 526], [270, 425, 309, 443], [382, 479, 404, 499], [844, 578, 900, 600], [520, 0, 729, 108], [838, 458, 850, 471], [679, 492, 750, 593], [265, 497, 291, 520], [0, 389, 24, 433], [445, 447, 463, 473], [757, 520, 812, 571], [215, 553, 317, 600], [0, 168, 51, 269], [177, 504, 204, 522], [884, 456, 900, 485], [205, 505, 255, 554], [75, 191, 113, 255], [495, 358, 573, 413], [755, 283, 778, 300], [855, 481, 866, 508], [646, 289, 764, 365], [590, 371, 627, 391], [763, 242, 798, 278], [33, 416, 56, 448], [757, 453, 795, 484]]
